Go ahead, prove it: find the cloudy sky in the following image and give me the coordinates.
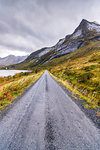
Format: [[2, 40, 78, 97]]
[[0, 0, 100, 57]]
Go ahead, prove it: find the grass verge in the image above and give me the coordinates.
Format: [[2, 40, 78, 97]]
[[0, 71, 43, 113], [47, 42, 100, 109], [49, 71, 100, 110], [49, 72, 100, 128]]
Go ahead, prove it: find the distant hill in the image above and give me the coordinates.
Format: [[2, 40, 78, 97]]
[[0, 55, 28, 66]]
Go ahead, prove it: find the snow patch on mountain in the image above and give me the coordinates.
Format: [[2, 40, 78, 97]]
[[56, 40, 83, 57], [38, 47, 53, 57], [72, 29, 82, 39], [87, 23, 100, 32], [54, 38, 65, 50]]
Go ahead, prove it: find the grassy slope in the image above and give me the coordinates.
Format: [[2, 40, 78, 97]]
[[0, 71, 43, 113], [44, 41, 100, 108], [3, 40, 100, 109]]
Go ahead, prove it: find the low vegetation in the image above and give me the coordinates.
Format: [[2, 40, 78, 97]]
[[1, 41, 100, 110], [0, 71, 43, 113], [46, 41, 100, 108]]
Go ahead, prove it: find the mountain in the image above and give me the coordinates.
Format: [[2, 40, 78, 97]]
[[0, 55, 28, 66], [9, 19, 100, 69]]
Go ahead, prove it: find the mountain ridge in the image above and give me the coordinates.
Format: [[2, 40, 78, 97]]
[[0, 55, 28, 66], [26, 19, 100, 62], [8, 19, 100, 69]]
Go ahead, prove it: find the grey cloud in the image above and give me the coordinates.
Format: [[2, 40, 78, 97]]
[[0, 0, 100, 57]]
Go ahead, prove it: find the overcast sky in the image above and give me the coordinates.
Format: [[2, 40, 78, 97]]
[[0, 0, 100, 57]]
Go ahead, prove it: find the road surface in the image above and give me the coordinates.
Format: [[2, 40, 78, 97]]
[[0, 71, 100, 150]]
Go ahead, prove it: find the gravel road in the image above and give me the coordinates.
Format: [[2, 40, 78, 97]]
[[0, 70, 100, 150]]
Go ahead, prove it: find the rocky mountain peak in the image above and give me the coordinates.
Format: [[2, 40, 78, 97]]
[[80, 19, 89, 25], [78, 19, 100, 32], [71, 19, 100, 40], [73, 19, 90, 33]]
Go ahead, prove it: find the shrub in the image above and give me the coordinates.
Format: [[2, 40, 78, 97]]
[[78, 72, 94, 83], [82, 65, 98, 71], [63, 69, 74, 76]]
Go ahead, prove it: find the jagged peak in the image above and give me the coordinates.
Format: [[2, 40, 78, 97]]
[[70, 19, 100, 40], [80, 19, 88, 24], [79, 19, 100, 27], [73, 19, 100, 36], [79, 19, 90, 28], [80, 19, 96, 25]]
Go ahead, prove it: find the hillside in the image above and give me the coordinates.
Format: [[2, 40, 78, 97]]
[[45, 40, 100, 108]]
